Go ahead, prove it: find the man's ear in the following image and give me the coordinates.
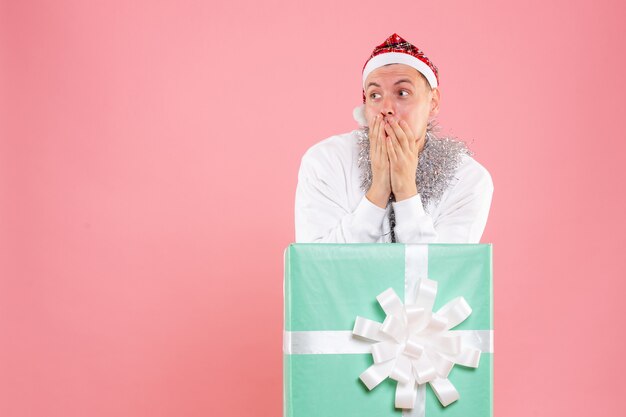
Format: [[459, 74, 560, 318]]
[[429, 87, 441, 117]]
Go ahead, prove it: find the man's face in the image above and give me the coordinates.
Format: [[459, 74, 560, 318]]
[[363, 64, 440, 143]]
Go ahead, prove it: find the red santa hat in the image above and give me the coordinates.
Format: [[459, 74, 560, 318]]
[[362, 33, 439, 91], [354, 33, 439, 126]]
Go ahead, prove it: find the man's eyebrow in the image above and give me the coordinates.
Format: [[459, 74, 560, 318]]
[[394, 78, 415, 86], [365, 79, 415, 89]]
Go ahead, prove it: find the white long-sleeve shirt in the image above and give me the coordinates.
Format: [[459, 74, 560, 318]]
[[295, 130, 494, 243]]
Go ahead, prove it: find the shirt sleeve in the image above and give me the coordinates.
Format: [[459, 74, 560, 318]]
[[295, 149, 387, 243], [391, 157, 494, 244]]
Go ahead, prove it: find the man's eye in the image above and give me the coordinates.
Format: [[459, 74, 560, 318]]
[[370, 92, 381, 100], [399, 90, 409, 97]]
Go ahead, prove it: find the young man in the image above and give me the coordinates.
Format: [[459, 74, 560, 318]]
[[295, 34, 493, 243]]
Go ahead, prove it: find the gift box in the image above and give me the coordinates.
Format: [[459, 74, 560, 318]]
[[283, 243, 493, 417]]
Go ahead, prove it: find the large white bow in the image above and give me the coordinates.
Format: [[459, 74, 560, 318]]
[[352, 278, 481, 409]]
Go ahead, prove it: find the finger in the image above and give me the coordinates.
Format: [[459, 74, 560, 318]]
[[371, 114, 381, 140], [384, 122, 402, 155], [375, 116, 385, 158], [386, 136, 398, 164], [375, 118, 383, 159], [370, 115, 380, 156], [398, 119, 417, 154], [383, 121, 395, 142], [389, 118, 411, 154], [377, 115, 385, 144], [372, 114, 383, 139], [381, 130, 389, 160]]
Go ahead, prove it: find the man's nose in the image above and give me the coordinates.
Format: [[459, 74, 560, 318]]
[[382, 97, 395, 116]]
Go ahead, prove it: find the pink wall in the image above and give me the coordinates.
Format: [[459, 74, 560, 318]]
[[2, 0, 625, 416]]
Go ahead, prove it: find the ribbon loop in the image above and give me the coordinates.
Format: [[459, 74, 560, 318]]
[[414, 278, 437, 312], [404, 337, 424, 359], [405, 306, 426, 332], [377, 288, 405, 317], [425, 350, 455, 378], [436, 297, 472, 330], [451, 346, 481, 368], [360, 360, 395, 390], [372, 341, 400, 363], [353, 316, 387, 342], [395, 376, 417, 409], [382, 314, 407, 343], [429, 377, 460, 407], [420, 314, 448, 334], [390, 354, 413, 383], [412, 353, 437, 384]]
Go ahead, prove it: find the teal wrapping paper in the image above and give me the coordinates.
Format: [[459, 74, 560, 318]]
[[283, 243, 493, 417]]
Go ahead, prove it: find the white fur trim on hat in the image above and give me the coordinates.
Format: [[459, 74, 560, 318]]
[[362, 52, 438, 89]]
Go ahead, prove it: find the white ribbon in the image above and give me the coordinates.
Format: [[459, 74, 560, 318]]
[[285, 330, 492, 356], [353, 285, 481, 409]]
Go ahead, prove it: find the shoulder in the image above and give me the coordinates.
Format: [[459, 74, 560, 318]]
[[299, 130, 360, 175], [452, 153, 494, 194]]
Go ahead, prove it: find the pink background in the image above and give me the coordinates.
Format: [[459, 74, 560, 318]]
[[2, 0, 625, 416]]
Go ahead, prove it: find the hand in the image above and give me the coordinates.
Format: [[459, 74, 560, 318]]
[[384, 116, 425, 201], [366, 114, 392, 208]]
